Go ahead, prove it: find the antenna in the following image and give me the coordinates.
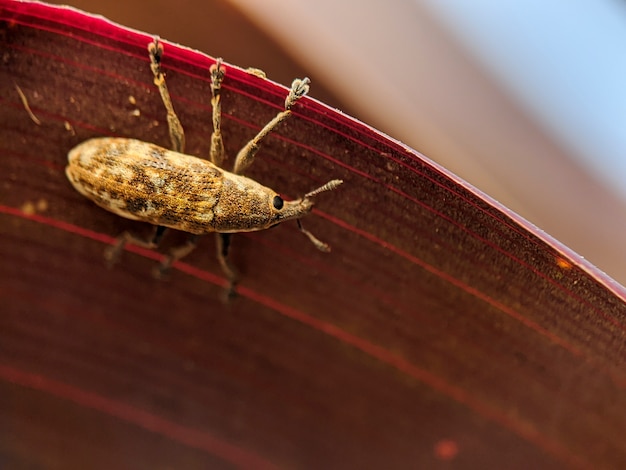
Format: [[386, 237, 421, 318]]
[[298, 179, 343, 251]]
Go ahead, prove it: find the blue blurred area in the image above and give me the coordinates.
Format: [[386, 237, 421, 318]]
[[423, 0, 626, 200]]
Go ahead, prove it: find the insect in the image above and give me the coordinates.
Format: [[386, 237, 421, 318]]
[[66, 37, 342, 298]]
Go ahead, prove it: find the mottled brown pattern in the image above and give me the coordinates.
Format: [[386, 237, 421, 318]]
[[67, 137, 225, 234]]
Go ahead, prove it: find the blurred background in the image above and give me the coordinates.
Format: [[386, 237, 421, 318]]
[[48, 0, 626, 286]]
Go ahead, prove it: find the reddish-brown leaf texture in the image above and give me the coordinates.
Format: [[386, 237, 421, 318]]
[[2, 1, 626, 469]]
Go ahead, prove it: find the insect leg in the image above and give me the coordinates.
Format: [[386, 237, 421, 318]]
[[148, 38, 185, 153], [104, 225, 168, 267], [232, 77, 310, 175], [209, 59, 226, 167], [153, 234, 200, 279], [216, 233, 239, 299]]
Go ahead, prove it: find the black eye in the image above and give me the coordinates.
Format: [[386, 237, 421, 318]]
[[272, 195, 284, 210]]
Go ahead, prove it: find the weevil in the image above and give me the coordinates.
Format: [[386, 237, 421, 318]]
[[66, 38, 342, 298]]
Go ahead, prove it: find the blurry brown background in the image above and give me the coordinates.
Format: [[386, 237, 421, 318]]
[[46, 0, 626, 285]]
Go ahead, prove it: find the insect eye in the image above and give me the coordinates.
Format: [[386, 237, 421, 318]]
[[272, 195, 284, 210]]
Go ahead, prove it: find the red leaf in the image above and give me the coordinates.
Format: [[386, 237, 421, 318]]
[[2, 1, 626, 468]]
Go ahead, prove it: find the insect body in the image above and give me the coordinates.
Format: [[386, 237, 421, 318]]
[[66, 38, 342, 297], [67, 137, 339, 234]]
